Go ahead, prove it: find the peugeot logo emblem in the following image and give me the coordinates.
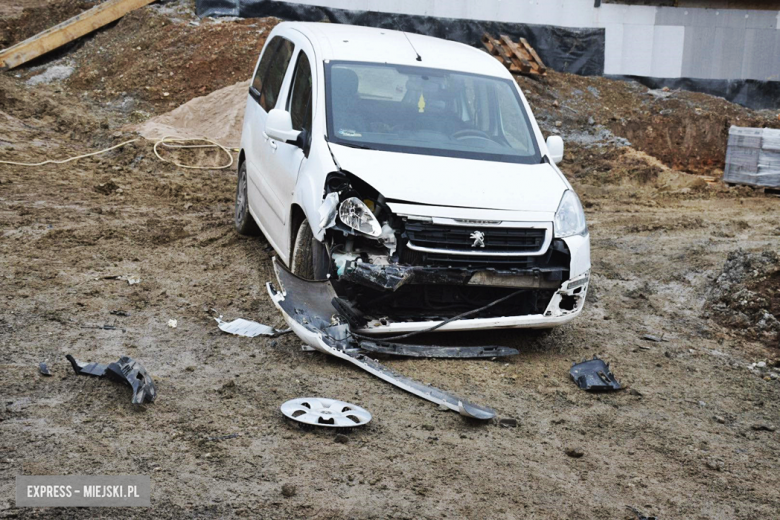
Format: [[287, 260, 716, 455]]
[[470, 230, 485, 248]]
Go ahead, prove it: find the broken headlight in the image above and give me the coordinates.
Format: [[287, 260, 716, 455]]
[[554, 190, 588, 238], [339, 197, 382, 237]]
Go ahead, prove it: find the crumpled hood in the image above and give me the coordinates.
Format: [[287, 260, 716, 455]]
[[329, 144, 568, 213]]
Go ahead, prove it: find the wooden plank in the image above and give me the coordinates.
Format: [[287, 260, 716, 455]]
[[0, 0, 156, 70], [485, 32, 546, 77], [481, 35, 497, 56], [519, 37, 547, 72], [498, 35, 531, 73]]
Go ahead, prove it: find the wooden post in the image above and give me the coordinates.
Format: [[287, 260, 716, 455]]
[[0, 0, 156, 70]]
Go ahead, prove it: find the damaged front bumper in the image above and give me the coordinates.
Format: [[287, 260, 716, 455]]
[[340, 261, 565, 292], [266, 258, 506, 419], [357, 270, 589, 333], [337, 255, 589, 333]]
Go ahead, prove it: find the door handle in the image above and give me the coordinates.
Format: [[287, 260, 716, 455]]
[[262, 132, 277, 149]]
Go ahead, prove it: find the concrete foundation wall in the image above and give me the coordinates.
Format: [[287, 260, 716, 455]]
[[282, 0, 780, 81]]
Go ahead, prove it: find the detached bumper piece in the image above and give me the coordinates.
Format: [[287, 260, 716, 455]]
[[359, 341, 518, 359], [569, 356, 621, 392], [267, 258, 505, 420], [66, 354, 157, 404]]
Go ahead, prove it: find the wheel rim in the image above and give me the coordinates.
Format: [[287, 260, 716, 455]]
[[235, 169, 247, 224]]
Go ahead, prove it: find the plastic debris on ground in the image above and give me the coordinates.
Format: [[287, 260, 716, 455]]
[[569, 356, 622, 391], [214, 316, 289, 337], [359, 341, 518, 358], [103, 275, 141, 285], [167, 319, 178, 328], [267, 258, 501, 420], [39, 362, 51, 376], [66, 354, 157, 404], [627, 506, 658, 520]]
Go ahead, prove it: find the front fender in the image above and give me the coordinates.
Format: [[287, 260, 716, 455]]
[[292, 137, 338, 242], [562, 232, 591, 278]]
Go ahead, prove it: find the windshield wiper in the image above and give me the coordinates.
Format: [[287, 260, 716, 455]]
[[336, 141, 374, 151]]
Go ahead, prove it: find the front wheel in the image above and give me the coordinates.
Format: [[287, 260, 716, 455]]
[[290, 218, 329, 280], [234, 162, 258, 236]]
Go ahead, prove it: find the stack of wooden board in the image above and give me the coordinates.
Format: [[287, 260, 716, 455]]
[[481, 33, 547, 77], [723, 126, 780, 188]]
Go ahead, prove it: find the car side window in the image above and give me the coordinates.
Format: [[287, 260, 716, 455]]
[[259, 38, 294, 112], [250, 37, 281, 97], [287, 51, 312, 136]]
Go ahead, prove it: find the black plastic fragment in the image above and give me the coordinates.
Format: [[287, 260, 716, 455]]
[[66, 355, 109, 377], [569, 356, 621, 392], [66, 354, 157, 404], [627, 506, 658, 520], [340, 262, 413, 291], [106, 356, 157, 405], [359, 341, 519, 359], [641, 334, 667, 343], [38, 363, 51, 376], [331, 297, 367, 329]]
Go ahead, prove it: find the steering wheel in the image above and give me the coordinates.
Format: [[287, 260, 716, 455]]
[[452, 129, 492, 141]]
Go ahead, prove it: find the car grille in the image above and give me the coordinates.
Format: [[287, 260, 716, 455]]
[[404, 222, 546, 254]]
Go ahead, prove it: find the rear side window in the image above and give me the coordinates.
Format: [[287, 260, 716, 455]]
[[251, 37, 280, 95], [287, 51, 312, 135], [250, 36, 294, 112], [260, 38, 294, 112]]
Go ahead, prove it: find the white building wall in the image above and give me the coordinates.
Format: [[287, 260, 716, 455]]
[[282, 0, 780, 81]]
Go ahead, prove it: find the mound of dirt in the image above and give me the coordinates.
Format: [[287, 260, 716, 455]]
[[517, 71, 780, 176], [561, 142, 722, 200], [64, 9, 279, 111], [133, 80, 249, 147], [707, 249, 780, 345], [0, 0, 94, 49]]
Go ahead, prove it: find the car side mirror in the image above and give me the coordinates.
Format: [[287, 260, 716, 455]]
[[546, 135, 564, 164], [265, 109, 301, 145]]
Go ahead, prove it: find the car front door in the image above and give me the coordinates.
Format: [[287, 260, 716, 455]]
[[245, 34, 295, 248], [258, 35, 315, 254]]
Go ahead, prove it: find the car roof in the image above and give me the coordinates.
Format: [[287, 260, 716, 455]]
[[283, 22, 510, 78]]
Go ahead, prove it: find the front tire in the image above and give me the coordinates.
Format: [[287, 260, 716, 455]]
[[234, 162, 258, 236], [290, 218, 329, 280]]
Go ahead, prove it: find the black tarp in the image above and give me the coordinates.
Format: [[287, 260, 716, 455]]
[[196, 0, 606, 76], [196, 0, 780, 110], [609, 75, 780, 111]]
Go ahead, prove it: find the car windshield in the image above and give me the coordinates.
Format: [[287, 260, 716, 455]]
[[325, 61, 541, 164]]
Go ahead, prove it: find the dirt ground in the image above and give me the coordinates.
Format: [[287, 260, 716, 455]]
[[2, 2, 780, 519]]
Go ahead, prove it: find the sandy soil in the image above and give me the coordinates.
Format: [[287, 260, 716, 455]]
[[1, 3, 780, 519], [133, 80, 251, 147]]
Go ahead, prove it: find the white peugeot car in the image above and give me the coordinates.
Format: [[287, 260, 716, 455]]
[[236, 22, 590, 338]]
